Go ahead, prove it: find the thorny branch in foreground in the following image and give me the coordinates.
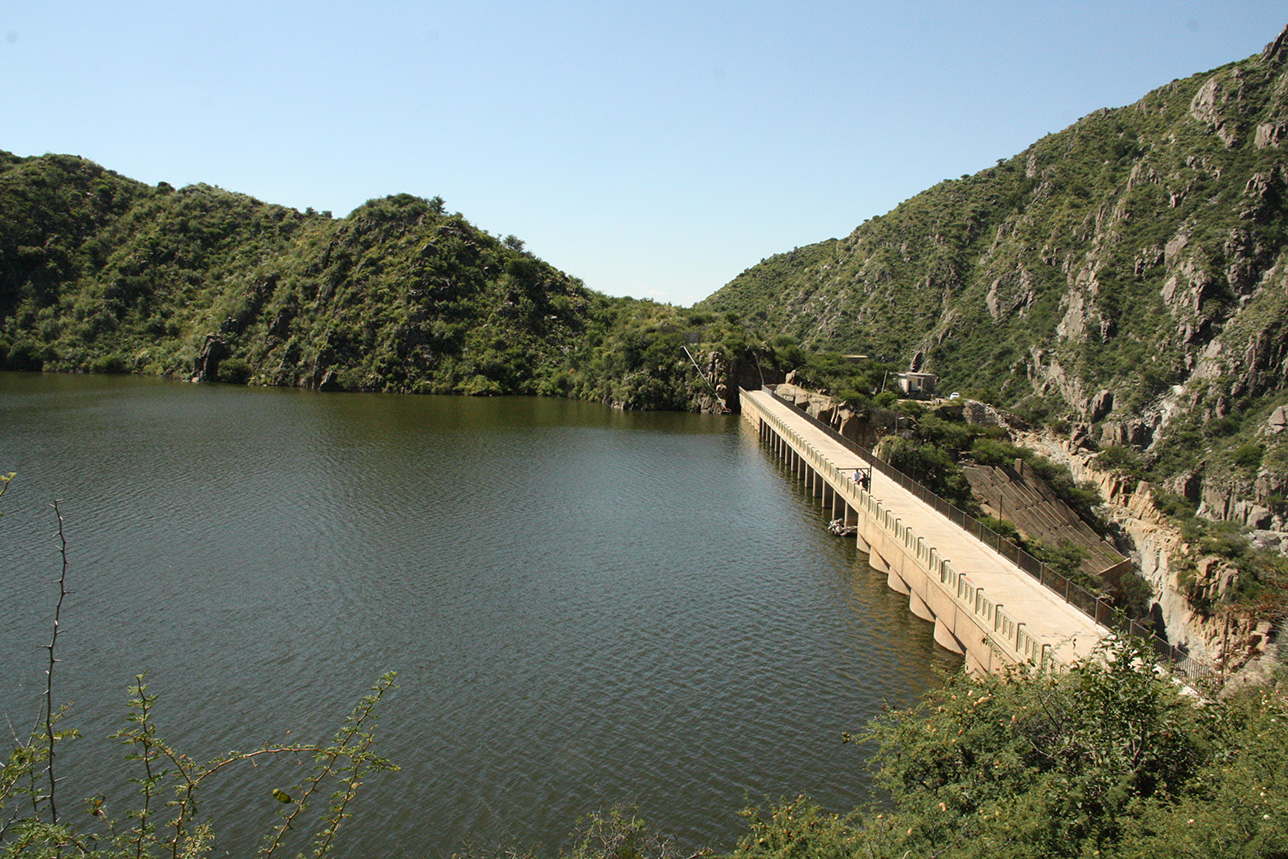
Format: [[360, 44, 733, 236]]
[[0, 476, 399, 858]]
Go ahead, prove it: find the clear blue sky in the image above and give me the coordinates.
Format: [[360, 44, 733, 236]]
[[3, 3, 1285, 306]]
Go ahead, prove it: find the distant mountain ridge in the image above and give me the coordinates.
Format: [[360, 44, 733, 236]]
[[0, 156, 596, 395], [0, 152, 773, 410], [700, 24, 1288, 531]]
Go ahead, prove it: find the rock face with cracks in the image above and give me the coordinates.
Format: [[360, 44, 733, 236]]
[[1015, 426, 1281, 680], [778, 374, 1280, 678], [700, 25, 1288, 555]]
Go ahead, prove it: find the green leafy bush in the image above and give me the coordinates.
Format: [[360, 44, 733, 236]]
[[1152, 488, 1197, 519], [1027, 538, 1092, 586], [1093, 445, 1148, 481], [880, 436, 976, 510], [1232, 442, 1264, 470], [729, 643, 1288, 859], [734, 796, 855, 859], [88, 353, 127, 374], [216, 356, 252, 384]]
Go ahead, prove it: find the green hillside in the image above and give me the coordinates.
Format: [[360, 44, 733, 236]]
[[5, 29, 1288, 528], [0, 154, 583, 391], [0, 153, 788, 410], [704, 34, 1288, 417], [700, 26, 1288, 529]]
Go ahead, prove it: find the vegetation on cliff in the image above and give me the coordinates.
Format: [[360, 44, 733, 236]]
[[698, 28, 1288, 535], [696, 27, 1288, 632]]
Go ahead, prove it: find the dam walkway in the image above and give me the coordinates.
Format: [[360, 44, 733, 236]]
[[741, 387, 1111, 673]]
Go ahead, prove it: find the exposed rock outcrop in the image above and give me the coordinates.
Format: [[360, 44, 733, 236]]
[[191, 335, 229, 383], [772, 382, 891, 448], [1015, 426, 1281, 679], [700, 25, 1288, 561]]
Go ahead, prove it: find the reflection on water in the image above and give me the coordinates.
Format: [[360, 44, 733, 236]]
[[0, 373, 958, 857]]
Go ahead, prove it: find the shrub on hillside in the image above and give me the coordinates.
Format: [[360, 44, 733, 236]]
[[733, 642, 1288, 859]]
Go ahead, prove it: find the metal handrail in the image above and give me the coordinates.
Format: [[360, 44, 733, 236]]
[[755, 395, 1041, 664], [757, 386, 1207, 677]]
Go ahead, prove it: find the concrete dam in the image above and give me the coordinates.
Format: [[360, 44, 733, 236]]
[[741, 387, 1110, 674]]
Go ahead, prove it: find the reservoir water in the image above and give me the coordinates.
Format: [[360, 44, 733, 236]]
[[0, 373, 958, 857]]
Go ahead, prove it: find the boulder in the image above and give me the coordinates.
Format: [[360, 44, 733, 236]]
[[317, 369, 342, 392], [1267, 404, 1288, 435], [1090, 389, 1114, 422], [1193, 555, 1240, 601], [1099, 418, 1152, 448], [961, 400, 1003, 427]]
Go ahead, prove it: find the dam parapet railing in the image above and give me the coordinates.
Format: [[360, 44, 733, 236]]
[[748, 386, 1208, 678], [750, 390, 1049, 666]]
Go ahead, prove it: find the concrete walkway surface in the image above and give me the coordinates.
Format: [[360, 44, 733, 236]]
[[744, 389, 1109, 666]]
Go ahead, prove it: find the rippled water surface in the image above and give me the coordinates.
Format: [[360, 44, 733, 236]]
[[1, 373, 958, 857]]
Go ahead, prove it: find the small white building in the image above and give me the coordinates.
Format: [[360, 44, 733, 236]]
[[896, 372, 938, 398]]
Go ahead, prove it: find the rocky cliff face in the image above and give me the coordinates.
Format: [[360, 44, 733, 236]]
[[773, 373, 1281, 678], [700, 24, 1288, 569], [1015, 426, 1280, 682], [769, 380, 901, 448]]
